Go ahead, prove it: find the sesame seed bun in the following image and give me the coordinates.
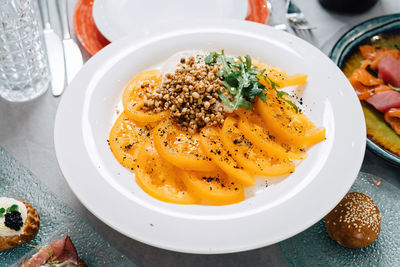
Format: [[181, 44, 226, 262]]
[[325, 192, 381, 249]]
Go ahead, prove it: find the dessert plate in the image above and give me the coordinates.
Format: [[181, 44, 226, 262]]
[[54, 20, 365, 253], [92, 0, 249, 42]]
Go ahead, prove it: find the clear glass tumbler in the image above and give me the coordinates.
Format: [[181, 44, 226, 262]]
[[0, 0, 50, 102]]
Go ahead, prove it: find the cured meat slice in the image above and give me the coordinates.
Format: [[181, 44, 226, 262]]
[[378, 55, 400, 87], [366, 90, 400, 113], [20, 236, 82, 267], [384, 108, 400, 135]]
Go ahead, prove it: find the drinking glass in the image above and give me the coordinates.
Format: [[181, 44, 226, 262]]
[[0, 0, 50, 102]]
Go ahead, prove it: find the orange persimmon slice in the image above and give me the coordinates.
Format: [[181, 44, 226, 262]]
[[279, 74, 308, 88], [122, 70, 168, 123], [153, 120, 217, 171], [122, 69, 161, 108], [221, 116, 295, 176], [124, 101, 168, 123], [181, 171, 245, 205], [252, 60, 287, 88], [109, 113, 149, 169], [236, 109, 306, 160], [253, 60, 307, 88], [133, 139, 199, 205], [199, 127, 254, 186], [255, 91, 325, 148]]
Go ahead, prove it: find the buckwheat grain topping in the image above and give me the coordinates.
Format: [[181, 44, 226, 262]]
[[143, 56, 231, 132]]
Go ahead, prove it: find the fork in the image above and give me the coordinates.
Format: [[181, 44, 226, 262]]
[[285, 0, 316, 31]]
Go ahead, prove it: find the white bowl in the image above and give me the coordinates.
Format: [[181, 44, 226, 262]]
[[54, 19, 365, 254]]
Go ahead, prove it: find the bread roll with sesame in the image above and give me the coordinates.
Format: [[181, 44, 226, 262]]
[[0, 198, 40, 251], [325, 192, 381, 248]]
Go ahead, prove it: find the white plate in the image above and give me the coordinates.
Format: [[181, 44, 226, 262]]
[[54, 20, 366, 254], [92, 0, 248, 41]]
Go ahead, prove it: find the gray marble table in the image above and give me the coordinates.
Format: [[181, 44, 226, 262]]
[[0, 0, 399, 266]]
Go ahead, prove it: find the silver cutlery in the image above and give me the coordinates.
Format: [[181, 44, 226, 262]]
[[56, 0, 83, 86], [286, 0, 316, 31], [39, 0, 65, 96]]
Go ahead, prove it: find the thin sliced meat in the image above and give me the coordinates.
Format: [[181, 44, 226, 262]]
[[354, 84, 392, 100], [370, 49, 400, 70], [55, 236, 79, 264], [20, 250, 49, 267], [360, 45, 400, 68], [366, 90, 400, 113], [348, 68, 389, 100], [360, 45, 379, 60], [378, 55, 400, 87], [20, 236, 79, 267], [349, 68, 383, 86], [385, 108, 400, 135]]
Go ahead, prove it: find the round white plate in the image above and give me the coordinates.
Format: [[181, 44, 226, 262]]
[[92, 0, 248, 42], [54, 20, 366, 254]]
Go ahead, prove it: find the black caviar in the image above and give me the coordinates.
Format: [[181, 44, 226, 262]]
[[5, 211, 23, 231]]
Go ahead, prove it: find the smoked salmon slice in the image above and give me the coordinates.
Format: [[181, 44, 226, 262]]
[[359, 45, 400, 70], [384, 108, 400, 135], [348, 68, 390, 100]]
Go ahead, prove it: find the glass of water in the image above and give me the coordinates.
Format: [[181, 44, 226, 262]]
[[0, 0, 50, 102]]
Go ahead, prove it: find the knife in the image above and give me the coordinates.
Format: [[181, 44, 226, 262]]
[[39, 0, 65, 96], [57, 0, 83, 85]]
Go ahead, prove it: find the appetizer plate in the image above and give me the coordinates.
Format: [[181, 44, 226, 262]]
[[54, 20, 365, 254], [92, 0, 248, 42], [330, 14, 400, 166]]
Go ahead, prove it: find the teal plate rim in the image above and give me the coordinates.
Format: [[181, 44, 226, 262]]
[[329, 13, 400, 167]]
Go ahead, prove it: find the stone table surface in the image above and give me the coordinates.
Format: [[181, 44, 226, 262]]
[[0, 0, 399, 266]]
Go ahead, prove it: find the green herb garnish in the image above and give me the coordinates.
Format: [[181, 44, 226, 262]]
[[6, 204, 18, 213], [389, 84, 400, 92], [46, 260, 60, 266], [275, 89, 299, 113], [205, 51, 299, 112], [0, 205, 19, 218]]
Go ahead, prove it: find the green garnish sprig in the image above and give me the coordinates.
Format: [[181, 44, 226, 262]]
[[205, 50, 298, 112], [0, 204, 18, 218], [389, 84, 400, 92]]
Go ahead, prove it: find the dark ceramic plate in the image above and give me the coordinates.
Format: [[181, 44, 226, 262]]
[[330, 14, 400, 166]]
